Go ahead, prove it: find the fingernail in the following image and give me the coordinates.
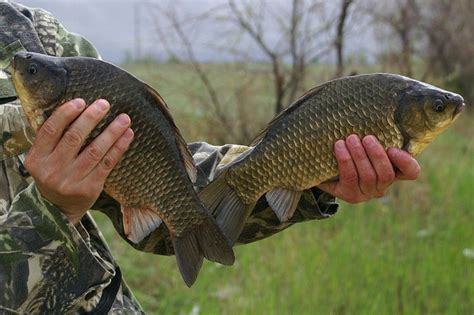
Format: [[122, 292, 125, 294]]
[[388, 148, 402, 158], [335, 140, 345, 150], [72, 98, 85, 110], [348, 135, 359, 145], [117, 114, 130, 126], [124, 128, 134, 139], [96, 99, 110, 111], [362, 135, 376, 147]]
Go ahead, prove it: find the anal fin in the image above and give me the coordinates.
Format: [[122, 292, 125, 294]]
[[122, 206, 163, 243], [266, 189, 302, 222]]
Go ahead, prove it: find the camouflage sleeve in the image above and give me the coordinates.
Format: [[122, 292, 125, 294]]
[[28, 5, 99, 59], [0, 1, 99, 102], [0, 4, 144, 311], [10, 2, 99, 59], [94, 142, 338, 255], [0, 181, 116, 313], [0, 104, 142, 313]]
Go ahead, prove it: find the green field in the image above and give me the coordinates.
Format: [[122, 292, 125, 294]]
[[92, 62, 474, 314]]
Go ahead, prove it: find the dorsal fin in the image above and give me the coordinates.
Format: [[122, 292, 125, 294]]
[[144, 84, 197, 183], [250, 84, 326, 146]]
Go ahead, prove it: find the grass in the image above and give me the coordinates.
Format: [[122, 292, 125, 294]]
[[92, 63, 474, 314]]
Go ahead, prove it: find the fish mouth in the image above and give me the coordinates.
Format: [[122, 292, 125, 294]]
[[453, 102, 466, 118], [10, 54, 20, 74]]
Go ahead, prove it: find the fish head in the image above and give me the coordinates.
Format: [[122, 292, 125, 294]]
[[11, 51, 67, 131], [395, 80, 465, 156]]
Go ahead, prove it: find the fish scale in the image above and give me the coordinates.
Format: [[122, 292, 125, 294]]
[[104, 92, 193, 226], [200, 73, 465, 246], [11, 51, 234, 287], [231, 79, 402, 201]]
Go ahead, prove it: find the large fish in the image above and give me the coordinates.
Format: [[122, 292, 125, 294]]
[[11, 51, 234, 287], [200, 73, 465, 244]]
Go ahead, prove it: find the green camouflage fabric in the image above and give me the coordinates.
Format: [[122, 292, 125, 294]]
[[0, 1, 338, 313]]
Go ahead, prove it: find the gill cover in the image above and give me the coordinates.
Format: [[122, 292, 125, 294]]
[[12, 51, 67, 110], [395, 81, 464, 155]]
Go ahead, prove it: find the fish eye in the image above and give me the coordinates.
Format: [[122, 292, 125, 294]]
[[27, 64, 37, 75], [433, 99, 445, 113]]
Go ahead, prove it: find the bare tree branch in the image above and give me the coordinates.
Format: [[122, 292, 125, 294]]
[[365, 0, 420, 76], [150, 4, 236, 142], [334, 0, 355, 78], [228, 0, 286, 114]]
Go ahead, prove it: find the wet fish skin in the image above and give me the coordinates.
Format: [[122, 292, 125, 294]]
[[200, 73, 465, 244], [11, 51, 234, 287]]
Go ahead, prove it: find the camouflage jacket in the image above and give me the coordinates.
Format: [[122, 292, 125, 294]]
[[0, 2, 338, 314]]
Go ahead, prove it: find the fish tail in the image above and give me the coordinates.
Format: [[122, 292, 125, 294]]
[[172, 214, 235, 287], [199, 170, 255, 245]]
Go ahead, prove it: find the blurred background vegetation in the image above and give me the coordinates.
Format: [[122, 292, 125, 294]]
[[80, 0, 474, 313]]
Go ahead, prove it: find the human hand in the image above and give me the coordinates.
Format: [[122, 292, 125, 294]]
[[24, 99, 134, 225], [317, 135, 420, 203]]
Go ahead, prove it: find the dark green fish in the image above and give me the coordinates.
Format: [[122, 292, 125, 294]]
[[200, 73, 465, 244], [11, 51, 234, 287]]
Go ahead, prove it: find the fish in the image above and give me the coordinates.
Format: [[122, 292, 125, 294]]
[[199, 73, 465, 245], [11, 51, 234, 287]]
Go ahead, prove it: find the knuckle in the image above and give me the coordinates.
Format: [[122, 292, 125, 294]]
[[85, 144, 104, 162], [24, 163, 40, 179], [83, 109, 101, 122], [41, 173, 60, 189], [23, 157, 34, 173], [40, 120, 58, 136], [343, 171, 358, 184], [351, 148, 365, 160], [379, 171, 395, 184], [338, 155, 353, 168], [102, 154, 116, 171], [63, 128, 83, 147], [360, 172, 376, 185], [115, 138, 131, 153], [107, 125, 126, 141], [372, 150, 387, 160]]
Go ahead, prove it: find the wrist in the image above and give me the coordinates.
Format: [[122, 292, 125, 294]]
[[35, 185, 87, 225]]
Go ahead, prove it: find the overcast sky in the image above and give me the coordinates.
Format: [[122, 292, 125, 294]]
[[19, 0, 375, 64]]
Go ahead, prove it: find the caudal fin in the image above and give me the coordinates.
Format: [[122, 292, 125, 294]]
[[173, 215, 235, 287], [172, 233, 203, 287], [197, 216, 235, 265], [199, 170, 255, 245]]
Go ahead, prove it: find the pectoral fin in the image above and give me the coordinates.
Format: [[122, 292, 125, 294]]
[[122, 206, 163, 243], [266, 189, 302, 222]]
